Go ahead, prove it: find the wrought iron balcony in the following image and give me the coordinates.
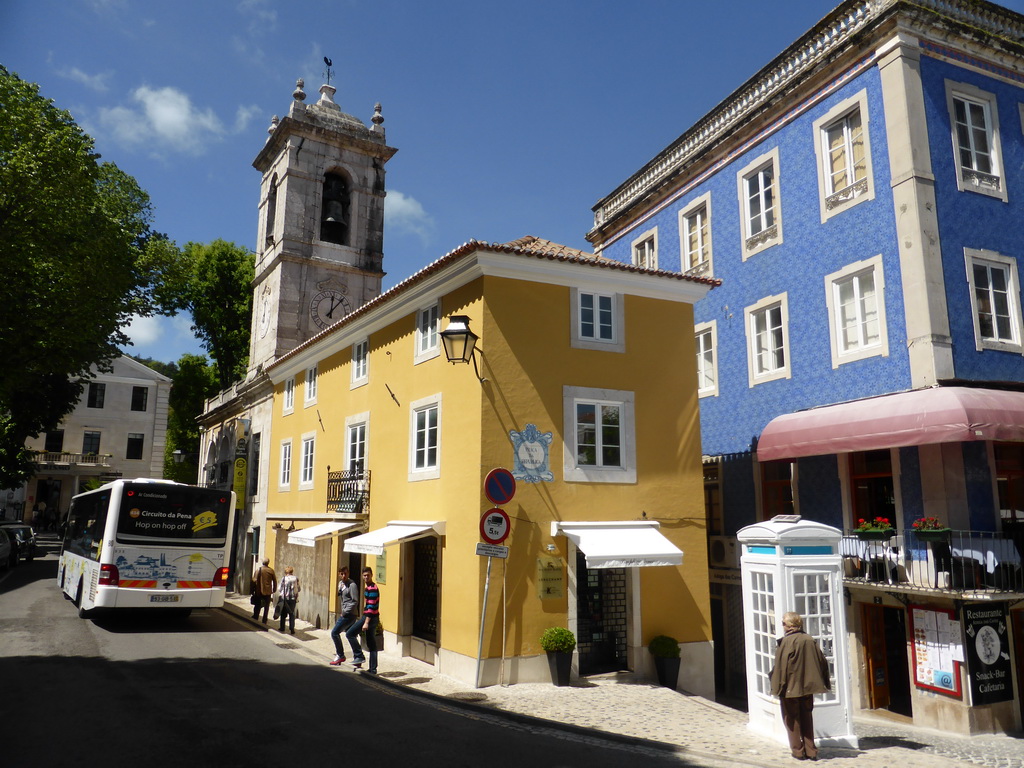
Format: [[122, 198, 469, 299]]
[[841, 529, 1024, 596], [326, 468, 370, 516]]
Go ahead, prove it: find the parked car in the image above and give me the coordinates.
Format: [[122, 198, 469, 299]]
[[0, 529, 12, 570], [0, 521, 37, 562]]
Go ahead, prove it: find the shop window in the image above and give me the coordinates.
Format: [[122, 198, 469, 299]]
[[849, 450, 895, 528], [761, 460, 794, 521]]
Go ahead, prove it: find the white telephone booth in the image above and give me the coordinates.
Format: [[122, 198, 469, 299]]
[[737, 516, 857, 749]]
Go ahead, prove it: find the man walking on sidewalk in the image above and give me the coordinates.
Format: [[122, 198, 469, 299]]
[[329, 566, 359, 665], [346, 566, 379, 674], [770, 611, 831, 761], [251, 558, 277, 624]]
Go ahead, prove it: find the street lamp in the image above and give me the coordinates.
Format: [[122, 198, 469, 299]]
[[440, 315, 485, 382]]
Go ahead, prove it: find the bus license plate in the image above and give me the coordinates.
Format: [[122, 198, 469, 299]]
[[150, 595, 181, 603]]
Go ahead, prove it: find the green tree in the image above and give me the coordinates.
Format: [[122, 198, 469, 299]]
[[169, 240, 255, 388], [0, 67, 181, 487], [162, 354, 218, 483]]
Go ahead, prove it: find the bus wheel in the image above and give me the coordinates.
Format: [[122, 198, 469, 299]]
[[75, 584, 92, 619]]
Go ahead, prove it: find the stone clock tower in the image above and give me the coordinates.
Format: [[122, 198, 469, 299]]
[[248, 78, 398, 373]]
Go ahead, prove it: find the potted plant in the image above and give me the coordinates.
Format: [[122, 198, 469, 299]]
[[912, 516, 951, 541], [540, 627, 575, 686], [854, 516, 894, 540], [648, 634, 681, 688]]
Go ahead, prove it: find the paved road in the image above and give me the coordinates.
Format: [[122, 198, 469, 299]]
[[0, 547, 706, 768]]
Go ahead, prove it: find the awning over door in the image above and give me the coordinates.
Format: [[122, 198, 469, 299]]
[[551, 521, 683, 569], [757, 386, 1024, 462], [287, 521, 362, 547], [343, 520, 446, 556]]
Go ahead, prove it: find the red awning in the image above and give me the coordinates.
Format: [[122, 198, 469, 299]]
[[756, 387, 1024, 461]]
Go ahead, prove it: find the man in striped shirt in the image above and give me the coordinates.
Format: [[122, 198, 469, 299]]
[[346, 566, 380, 674]]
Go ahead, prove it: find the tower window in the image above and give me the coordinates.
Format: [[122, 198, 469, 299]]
[[320, 172, 350, 245], [265, 174, 278, 247]]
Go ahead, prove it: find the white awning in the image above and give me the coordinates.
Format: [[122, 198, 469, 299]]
[[551, 521, 683, 569], [343, 520, 446, 556], [287, 521, 362, 548]]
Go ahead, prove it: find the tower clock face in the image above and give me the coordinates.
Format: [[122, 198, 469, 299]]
[[310, 289, 351, 330], [257, 294, 272, 338]]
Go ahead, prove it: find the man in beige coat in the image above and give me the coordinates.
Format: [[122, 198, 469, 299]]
[[251, 558, 277, 624], [770, 612, 831, 760]]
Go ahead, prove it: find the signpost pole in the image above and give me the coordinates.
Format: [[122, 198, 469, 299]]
[[475, 555, 493, 689]]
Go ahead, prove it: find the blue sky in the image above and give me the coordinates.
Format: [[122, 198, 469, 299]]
[[7, 0, 1021, 364]]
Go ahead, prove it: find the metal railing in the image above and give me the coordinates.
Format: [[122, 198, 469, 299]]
[[840, 529, 1024, 594], [32, 452, 112, 467], [326, 469, 370, 516]]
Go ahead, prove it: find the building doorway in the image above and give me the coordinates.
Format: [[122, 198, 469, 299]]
[[575, 551, 628, 676], [412, 536, 439, 645], [861, 603, 911, 716]]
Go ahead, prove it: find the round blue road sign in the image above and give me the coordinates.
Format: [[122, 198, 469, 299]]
[[484, 468, 516, 505]]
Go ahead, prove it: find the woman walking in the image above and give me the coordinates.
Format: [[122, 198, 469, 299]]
[[278, 565, 300, 635]]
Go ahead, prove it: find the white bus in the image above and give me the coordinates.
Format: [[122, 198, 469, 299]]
[[58, 478, 235, 617]]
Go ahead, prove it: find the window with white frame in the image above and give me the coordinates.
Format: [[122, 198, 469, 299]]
[[946, 80, 1006, 201], [744, 294, 790, 386], [813, 90, 874, 221], [679, 193, 712, 276], [279, 440, 292, 488], [695, 320, 718, 397], [300, 433, 315, 487], [283, 377, 295, 414], [352, 339, 368, 387], [414, 303, 440, 363], [346, 414, 368, 472], [570, 288, 624, 352], [631, 228, 658, 270], [737, 148, 782, 259], [304, 364, 318, 405], [965, 248, 1023, 352], [825, 255, 889, 367], [409, 394, 441, 481], [562, 385, 636, 483]]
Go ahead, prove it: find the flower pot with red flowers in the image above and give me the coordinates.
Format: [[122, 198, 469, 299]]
[[912, 516, 951, 541], [854, 517, 894, 540]]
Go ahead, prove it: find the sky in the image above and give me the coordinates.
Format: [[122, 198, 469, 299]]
[[7, 0, 1023, 364]]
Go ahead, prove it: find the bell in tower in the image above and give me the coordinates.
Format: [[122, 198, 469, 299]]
[[320, 172, 350, 245]]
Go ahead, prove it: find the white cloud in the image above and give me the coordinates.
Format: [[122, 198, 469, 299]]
[[124, 314, 164, 347], [96, 85, 254, 156], [57, 66, 111, 92], [122, 314, 205, 363], [385, 190, 435, 246]]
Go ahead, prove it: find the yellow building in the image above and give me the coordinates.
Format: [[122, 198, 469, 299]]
[[264, 236, 717, 694]]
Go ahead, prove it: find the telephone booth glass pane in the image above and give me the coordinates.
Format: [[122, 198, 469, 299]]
[[750, 570, 776, 696], [793, 571, 837, 703]]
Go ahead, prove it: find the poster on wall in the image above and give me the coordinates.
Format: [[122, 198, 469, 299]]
[[909, 604, 963, 698], [962, 602, 1013, 706]]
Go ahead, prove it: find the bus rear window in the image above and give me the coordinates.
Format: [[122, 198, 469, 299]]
[[116, 484, 232, 547]]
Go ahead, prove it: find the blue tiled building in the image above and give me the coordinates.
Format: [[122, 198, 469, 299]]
[[587, 0, 1024, 737]]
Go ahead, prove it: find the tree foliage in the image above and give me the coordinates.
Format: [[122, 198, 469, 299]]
[[0, 67, 182, 487], [166, 240, 255, 388], [162, 354, 218, 483]]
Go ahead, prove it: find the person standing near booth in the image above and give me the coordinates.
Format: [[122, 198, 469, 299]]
[[770, 612, 831, 761]]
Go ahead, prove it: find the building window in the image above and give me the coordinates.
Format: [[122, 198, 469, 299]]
[[283, 377, 295, 414], [265, 174, 278, 247], [994, 442, 1024, 532], [279, 440, 292, 488], [631, 228, 658, 270], [946, 80, 1006, 201], [347, 418, 367, 472], [570, 288, 624, 353], [126, 433, 144, 460], [695, 321, 718, 398], [813, 90, 874, 221], [82, 431, 101, 455], [415, 303, 440, 364], [825, 255, 888, 367], [409, 394, 441, 481], [300, 433, 315, 487], [965, 248, 1023, 352], [679, 193, 712, 277], [320, 171, 350, 245], [760, 460, 793, 521], [249, 432, 261, 498], [87, 383, 105, 409], [744, 294, 790, 386], [44, 430, 64, 453], [131, 386, 149, 412], [737, 148, 782, 259], [304, 365, 318, 405], [849, 450, 896, 530], [352, 339, 369, 387], [562, 385, 636, 484]]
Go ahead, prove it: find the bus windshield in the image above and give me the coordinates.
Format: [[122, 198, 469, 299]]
[[115, 483, 232, 548]]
